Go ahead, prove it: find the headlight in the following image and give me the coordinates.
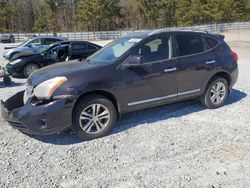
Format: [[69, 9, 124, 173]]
[[33, 77, 67, 99], [6, 49, 14, 55], [23, 85, 34, 104], [9, 59, 22, 65]]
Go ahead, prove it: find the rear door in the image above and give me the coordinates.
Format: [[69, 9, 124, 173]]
[[174, 33, 216, 97], [120, 33, 178, 111]]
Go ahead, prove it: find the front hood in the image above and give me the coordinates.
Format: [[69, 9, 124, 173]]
[[4, 46, 32, 53], [28, 60, 97, 86], [4, 45, 19, 49], [11, 51, 38, 60]]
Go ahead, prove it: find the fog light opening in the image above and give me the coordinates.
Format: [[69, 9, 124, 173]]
[[39, 119, 48, 129]]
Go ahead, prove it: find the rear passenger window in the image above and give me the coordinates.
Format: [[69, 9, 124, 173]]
[[175, 34, 205, 56], [204, 36, 219, 49], [72, 43, 87, 51]]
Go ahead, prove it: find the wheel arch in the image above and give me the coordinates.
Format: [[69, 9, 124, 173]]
[[24, 62, 41, 68], [210, 71, 231, 86], [204, 71, 231, 92], [23, 62, 41, 77], [72, 90, 121, 121]]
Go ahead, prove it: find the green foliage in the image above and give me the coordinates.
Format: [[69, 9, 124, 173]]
[[202, 0, 223, 23], [246, 0, 250, 19], [32, 18, 47, 33], [45, 0, 65, 11], [76, 0, 121, 31], [0, 0, 17, 32], [44, 0, 66, 35], [1, 0, 250, 32], [161, 0, 177, 27], [137, 0, 162, 23]]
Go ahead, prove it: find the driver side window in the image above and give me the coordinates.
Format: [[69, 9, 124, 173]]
[[48, 46, 59, 54], [135, 35, 173, 63], [28, 38, 41, 46]]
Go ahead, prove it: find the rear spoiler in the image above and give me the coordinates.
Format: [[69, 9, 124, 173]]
[[214, 34, 225, 41], [204, 31, 225, 41]]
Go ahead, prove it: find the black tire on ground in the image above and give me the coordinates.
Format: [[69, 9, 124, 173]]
[[72, 95, 117, 141], [3, 76, 12, 85], [201, 76, 229, 109], [23, 63, 40, 78]]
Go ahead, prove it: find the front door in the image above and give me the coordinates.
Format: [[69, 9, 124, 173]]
[[120, 34, 178, 111]]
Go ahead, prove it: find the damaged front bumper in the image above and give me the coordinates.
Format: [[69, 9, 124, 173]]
[[1, 91, 76, 135]]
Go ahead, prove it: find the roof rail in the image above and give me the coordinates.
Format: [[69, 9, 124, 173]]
[[148, 28, 213, 36], [148, 29, 170, 36]]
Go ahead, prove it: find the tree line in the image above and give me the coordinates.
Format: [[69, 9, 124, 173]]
[[0, 0, 250, 33]]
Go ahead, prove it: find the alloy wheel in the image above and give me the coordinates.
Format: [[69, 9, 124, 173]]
[[79, 104, 110, 134], [26, 65, 38, 76], [210, 81, 226, 105]]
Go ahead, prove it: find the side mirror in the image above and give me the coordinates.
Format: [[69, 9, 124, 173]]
[[126, 55, 143, 66], [130, 55, 143, 65]]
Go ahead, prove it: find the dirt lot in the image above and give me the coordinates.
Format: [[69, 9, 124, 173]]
[[0, 30, 250, 188]]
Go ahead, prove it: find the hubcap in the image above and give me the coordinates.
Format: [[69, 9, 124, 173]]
[[79, 104, 110, 134], [26, 65, 38, 76], [210, 81, 226, 105]]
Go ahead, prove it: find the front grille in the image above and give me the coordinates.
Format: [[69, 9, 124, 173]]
[[7, 121, 33, 134], [8, 121, 26, 129]]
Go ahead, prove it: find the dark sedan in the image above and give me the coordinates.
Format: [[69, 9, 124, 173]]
[[6, 41, 101, 78], [1, 34, 15, 43]]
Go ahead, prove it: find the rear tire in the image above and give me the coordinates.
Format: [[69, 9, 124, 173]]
[[72, 95, 117, 141], [23, 63, 40, 78], [201, 77, 229, 109]]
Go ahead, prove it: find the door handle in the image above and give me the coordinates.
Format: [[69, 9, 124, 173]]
[[164, 67, 177, 73], [205, 60, 216, 65]]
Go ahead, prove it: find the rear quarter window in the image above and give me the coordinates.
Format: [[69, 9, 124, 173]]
[[175, 34, 205, 56], [88, 44, 98, 50], [204, 36, 219, 49]]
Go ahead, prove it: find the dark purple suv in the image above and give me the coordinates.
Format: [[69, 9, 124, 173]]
[[1, 30, 239, 141]]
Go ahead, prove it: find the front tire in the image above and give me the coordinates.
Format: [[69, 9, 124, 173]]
[[23, 63, 40, 78], [201, 77, 229, 109], [72, 95, 117, 141]]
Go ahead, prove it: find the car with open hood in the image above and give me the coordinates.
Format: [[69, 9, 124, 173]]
[[6, 41, 101, 78]]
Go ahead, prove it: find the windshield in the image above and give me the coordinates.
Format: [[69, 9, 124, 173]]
[[18, 39, 32, 47], [87, 37, 142, 64]]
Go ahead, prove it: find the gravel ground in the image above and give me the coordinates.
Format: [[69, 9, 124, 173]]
[[0, 33, 250, 187]]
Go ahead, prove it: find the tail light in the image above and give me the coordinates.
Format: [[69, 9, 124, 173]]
[[231, 51, 238, 62]]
